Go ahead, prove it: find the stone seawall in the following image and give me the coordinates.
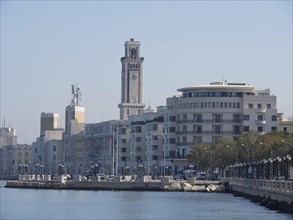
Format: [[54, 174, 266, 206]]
[[5, 175, 224, 192], [5, 180, 170, 191], [222, 178, 293, 213]]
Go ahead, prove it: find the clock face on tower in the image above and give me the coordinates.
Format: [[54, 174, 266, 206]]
[[131, 74, 137, 80]]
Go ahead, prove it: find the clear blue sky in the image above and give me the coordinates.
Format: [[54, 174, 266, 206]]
[[1, 1, 292, 144]]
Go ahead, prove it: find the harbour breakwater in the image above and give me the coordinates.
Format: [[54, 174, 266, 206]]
[[5, 174, 223, 192]]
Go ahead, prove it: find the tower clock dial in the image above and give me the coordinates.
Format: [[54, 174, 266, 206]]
[[131, 74, 137, 80]]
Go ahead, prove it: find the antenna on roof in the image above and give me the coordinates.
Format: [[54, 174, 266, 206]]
[[71, 84, 81, 106], [148, 98, 151, 109]]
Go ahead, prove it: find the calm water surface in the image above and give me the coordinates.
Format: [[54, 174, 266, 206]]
[[1, 181, 292, 220]]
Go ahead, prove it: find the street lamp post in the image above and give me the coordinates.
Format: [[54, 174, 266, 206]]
[[260, 142, 273, 159], [40, 164, 44, 175], [204, 147, 215, 179], [281, 140, 293, 148], [189, 148, 199, 171], [161, 133, 167, 176], [259, 142, 274, 179], [146, 135, 152, 175], [35, 163, 39, 175], [241, 144, 254, 161]]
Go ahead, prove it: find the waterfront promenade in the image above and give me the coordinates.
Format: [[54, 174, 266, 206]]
[[5, 174, 223, 192], [222, 177, 293, 212]]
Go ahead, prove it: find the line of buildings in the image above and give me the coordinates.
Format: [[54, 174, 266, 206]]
[[1, 38, 292, 178]]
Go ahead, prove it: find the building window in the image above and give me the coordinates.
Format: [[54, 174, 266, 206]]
[[214, 126, 221, 134], [257, 104, 262, 109], [182, 125, 187, 131], [169, 127, 176, 133], [135, 137, 141, 142], [122, 157, 126, 161], [135, 126, 141, 133], [283, 127, 288, 132], [193, 125, 202, 134], [152, 156, 158, 160], [267, 104, 271, 109], [243, 126, 250, 132], [121, 128, 126, 134], [257, 126, 263, 132], [152, 145, 158, 151], [131, 48, 136, 59], [182, 136, 187, 144], [121, 148, 127, 153], [249, 103, 253, 109], [136, 147, 141, 152], [271, 127, 277, 131], [233, 114, 241, 123], [182, 114, 187, 121], [53, 146, 56, 152], [233, 126, 241, 134], [257, 115, 263, 121], [136, 156, 141, 162], [122, 139, 127, 143], [169, 138, 176, 144], [169, 116, 176, 122], [213, 114, 222, 122], [243, 115, 249, 121], [271, 115, 277, 121], [193, 114, 202, 122], [153, 135, 158, 140]]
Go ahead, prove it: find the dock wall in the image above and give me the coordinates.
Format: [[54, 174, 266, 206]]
[[222, 178, 293, 212]]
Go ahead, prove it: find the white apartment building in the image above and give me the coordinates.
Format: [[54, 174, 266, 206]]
[[162, 81, 278, 172], [128, 109, 165, 175]]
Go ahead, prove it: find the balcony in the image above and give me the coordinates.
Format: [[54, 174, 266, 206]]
[[255, 120, 266, 125], [255, 108, 266, 113]]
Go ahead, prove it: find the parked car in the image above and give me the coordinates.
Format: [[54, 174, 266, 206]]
[[107, 175, 115, 181], [196, 172, 206, 180], [97, 173, 106, 181]]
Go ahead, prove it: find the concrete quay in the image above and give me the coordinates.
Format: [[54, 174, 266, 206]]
[[222, 177, 293, 213], [5, 175, 223, 192]]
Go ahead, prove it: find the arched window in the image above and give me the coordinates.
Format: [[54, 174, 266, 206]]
[[131, 48, 136, 59]]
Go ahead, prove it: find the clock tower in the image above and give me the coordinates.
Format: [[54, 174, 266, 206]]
[[118, 38, 145, 120]]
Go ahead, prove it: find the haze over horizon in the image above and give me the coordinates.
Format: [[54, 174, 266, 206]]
[[1, 1, 292, 144]]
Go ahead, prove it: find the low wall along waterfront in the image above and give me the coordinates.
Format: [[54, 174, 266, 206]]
[[5, 174, 223, 192], [222, 177, 293, 213]]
